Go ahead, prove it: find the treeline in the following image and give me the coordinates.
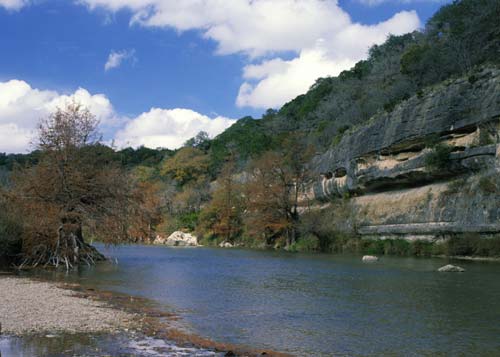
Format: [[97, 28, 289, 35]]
[[1, 0, 499, 266]]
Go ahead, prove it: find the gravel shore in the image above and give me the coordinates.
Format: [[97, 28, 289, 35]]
[[0, 277, 137, 335]]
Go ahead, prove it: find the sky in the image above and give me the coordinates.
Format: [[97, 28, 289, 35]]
[[0, 0, 451, 153]]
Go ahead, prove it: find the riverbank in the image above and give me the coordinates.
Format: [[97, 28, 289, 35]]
[[0, 274, 288, 356], [0, 277, 138, 335]]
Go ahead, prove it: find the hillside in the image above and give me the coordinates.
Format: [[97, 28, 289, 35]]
[[2, 0, 500, 259]]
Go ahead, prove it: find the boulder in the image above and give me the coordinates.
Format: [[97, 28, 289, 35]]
[[362, 255, 379, 262], [154, 231, 198, 247], [219, 241, 234, 248], [153, 235, 166, 244], [438, 264, 465, 272]]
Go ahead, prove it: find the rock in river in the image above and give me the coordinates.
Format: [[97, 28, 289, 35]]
[[154, 231, 198, 247], [438, 264, 465, 272], [362, 255, 379, 262]]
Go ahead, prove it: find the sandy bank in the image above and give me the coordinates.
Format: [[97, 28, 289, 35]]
[[0, 277, 138, 335]]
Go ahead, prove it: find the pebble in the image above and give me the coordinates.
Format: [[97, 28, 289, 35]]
[[0, 277, 136, 335]]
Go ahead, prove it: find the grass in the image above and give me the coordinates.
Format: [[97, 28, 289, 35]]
[[288, 232, 500, 258]]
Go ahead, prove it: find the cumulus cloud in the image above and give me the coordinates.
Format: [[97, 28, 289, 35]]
[[0, 0, 28, 10], [81, 0, 422, 109], [237, 42, 354, 108], [0, 80, 235, 153], [81, 0, 352, 57], [0, 80, 118, 153], [104, 49, 136, 71], [357, 0, 445, 6], [114, 108, 235, 149], [237, 10, 420, 108]]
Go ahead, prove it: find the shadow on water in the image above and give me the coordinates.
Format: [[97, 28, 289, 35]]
[[7, 246, 500, 356]]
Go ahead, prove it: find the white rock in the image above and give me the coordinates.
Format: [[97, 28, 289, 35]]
[[438, 264, 465, 272], [153, 235, 166, 244], [154, 231, 198, 247], [219, 241, 233, 248], [362, 255, 379, 262]]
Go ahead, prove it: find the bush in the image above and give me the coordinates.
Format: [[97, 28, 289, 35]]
[[425, 143, 453, 170], [478, 175, 497, 194], [288, 234, 320, 252], [445, 234, 500, 257], [444, 178, 468, 196], [0, 212, 23, 265], [409, 240, 434, 256]]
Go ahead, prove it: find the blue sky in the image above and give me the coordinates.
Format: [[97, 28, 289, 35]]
[[0, 0, 450, 153]]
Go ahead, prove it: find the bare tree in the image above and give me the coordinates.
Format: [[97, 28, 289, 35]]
[[9, 103, 132, 269]]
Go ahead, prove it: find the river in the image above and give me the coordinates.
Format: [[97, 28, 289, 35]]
[[3, 245, 500, 356]]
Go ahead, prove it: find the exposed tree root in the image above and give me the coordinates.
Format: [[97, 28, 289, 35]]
[[17, 217, 106, 270], [17, 242, 106, 270]]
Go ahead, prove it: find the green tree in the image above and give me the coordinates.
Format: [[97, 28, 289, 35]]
[[160, 147, 209, 185]]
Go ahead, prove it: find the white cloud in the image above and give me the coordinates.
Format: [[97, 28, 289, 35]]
[[0, 80, 118, 153], [114, 108, 235, 149], [237, 10, 420, 108], [0, 0, 28, 10], [81, 0, 352, 57], [104, 49, 136, 71], [357, 0, 445, 6], [0, 80, 235, 153], [81, 0, 422, 109], [237, 42, 353, 109]]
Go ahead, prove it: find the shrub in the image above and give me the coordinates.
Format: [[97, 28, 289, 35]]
[[0, 211, 23, 265], [288, 234, 320, 252], [445, 234, 500, 257], [478, 175, 497, 194], [444, 178, 468, 196], [478, 128, 494, 146], [425, 143, 453, 170], [409, 240, 434, 257]]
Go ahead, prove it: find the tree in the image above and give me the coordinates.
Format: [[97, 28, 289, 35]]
[[244, 137, 313, 247], [127, 169, 165, 243], [160, 146, 209, 185], [184, 131, 211, 151], [262, 108, 278, 120], [8, 103, 132, 269], [199, 161, 244, 243]]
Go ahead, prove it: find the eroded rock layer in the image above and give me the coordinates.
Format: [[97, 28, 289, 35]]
[[310, 67, 500, 239]]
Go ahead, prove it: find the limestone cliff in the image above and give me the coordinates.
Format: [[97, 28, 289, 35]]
[[310, 67, 500, 240]]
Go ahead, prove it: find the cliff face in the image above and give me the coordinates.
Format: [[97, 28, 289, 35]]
[[310, 67, 500, 240]]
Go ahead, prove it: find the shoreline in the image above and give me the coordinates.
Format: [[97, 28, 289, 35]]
[[0, 274, 289, 357], [150, 242, 500, 262], [0, 276, 139, 336]]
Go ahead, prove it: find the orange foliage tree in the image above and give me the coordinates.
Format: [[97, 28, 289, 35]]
[[244, 138, 312, 247], [9, 103, 132, 269], [199, 161, 244, 243]]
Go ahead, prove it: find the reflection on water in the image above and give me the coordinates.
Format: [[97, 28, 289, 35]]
[[0, 334, 222, 356], [15, 246, 500, 356], [0, 333, 128, 357]]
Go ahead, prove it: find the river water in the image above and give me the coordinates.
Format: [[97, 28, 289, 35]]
[[4, 245, 500, 356]]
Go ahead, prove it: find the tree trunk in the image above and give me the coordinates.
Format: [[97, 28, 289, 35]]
[[53, 213, 105, 269]]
